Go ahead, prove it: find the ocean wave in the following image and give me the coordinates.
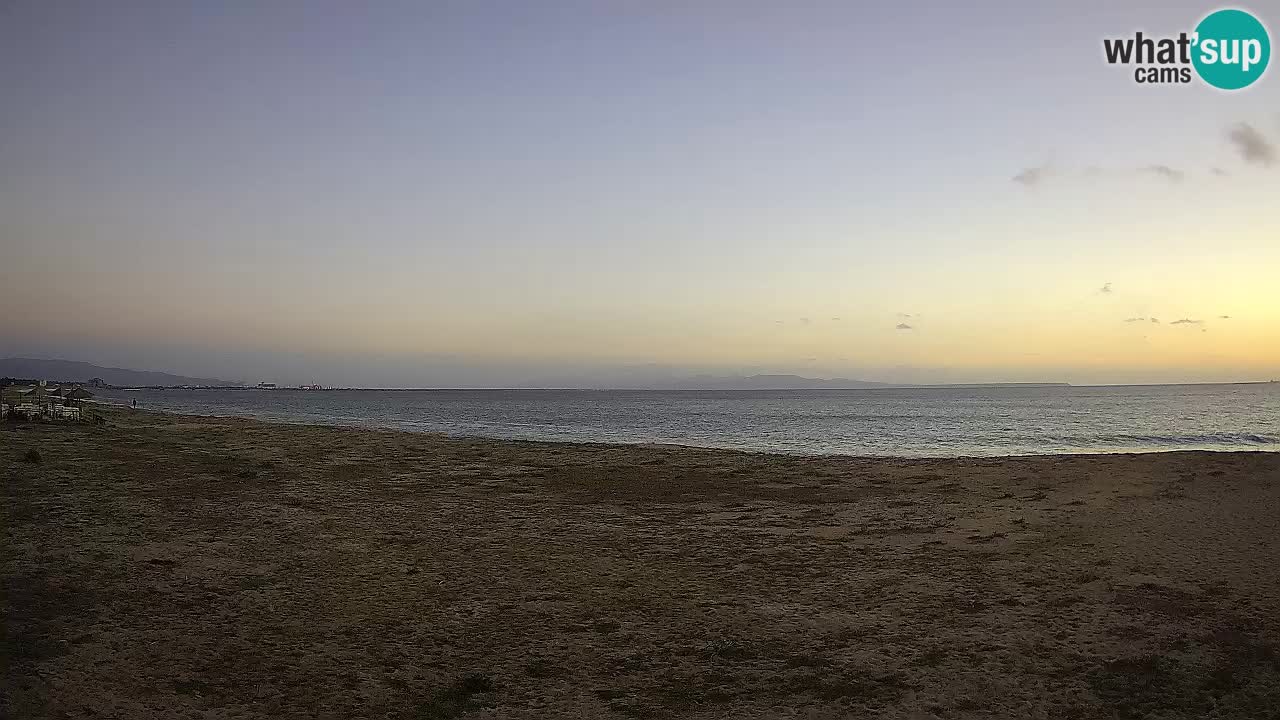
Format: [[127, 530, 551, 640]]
[[1072, 432, 1279, 447]]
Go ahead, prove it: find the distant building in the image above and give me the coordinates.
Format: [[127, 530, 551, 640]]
[[89, 377, 105, 388], [256, 382, 277, 390]]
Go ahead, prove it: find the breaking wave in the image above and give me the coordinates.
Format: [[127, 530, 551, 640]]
[[1067, 432, 1278, 448]]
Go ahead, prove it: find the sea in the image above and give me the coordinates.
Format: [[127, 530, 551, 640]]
[[94, 383, 1280, 457]]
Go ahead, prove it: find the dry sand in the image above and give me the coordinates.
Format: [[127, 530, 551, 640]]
[[4, 409, 1280, 719]]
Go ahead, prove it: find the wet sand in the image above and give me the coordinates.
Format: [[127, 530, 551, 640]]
[[4, 409, 1280, 718]]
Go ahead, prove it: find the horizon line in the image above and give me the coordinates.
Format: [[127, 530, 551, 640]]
[[105, 380, 1279, 391]]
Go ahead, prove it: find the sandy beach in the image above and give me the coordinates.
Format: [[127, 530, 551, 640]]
[[4, 409, 1280, 719]]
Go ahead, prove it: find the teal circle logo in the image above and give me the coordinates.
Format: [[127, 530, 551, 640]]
[[1192, 9, 1271, 90]]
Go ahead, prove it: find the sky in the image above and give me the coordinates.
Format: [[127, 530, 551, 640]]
[[2, 1, 1278, 387]]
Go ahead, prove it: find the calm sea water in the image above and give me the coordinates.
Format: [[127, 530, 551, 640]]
[[96, 383, 1280, 457]]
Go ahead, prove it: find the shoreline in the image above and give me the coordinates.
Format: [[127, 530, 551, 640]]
[[5, 409, 1280, 718]]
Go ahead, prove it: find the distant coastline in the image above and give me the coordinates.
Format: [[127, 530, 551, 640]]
[[5, 357, 1275, 392]]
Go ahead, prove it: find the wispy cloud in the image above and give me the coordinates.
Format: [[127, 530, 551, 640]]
[[1124, 317, 1147, 323], [1099, 282, 1113, 294], [1218, 315, 1231, 319], [895, 323, 913, 331], [1012, 165, 1052, 187], [1150, 317, 1160, 324], [1017, 122, 1274, 190], [1170, 318, 1203, 325], [1139, 164, 1184, 182], [1227, 123, 1276, 167], [1014, 164, 1187, 187]]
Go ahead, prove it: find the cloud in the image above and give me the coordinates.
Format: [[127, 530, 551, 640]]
[[1218, 315, 1231, 319], [1099, 282, 1113, 294], [896, 312, 913, 319], [895, 323, 913, 331], [1124, 317, 1147, 323], [1139, 164, 1184, 182], [1017, 122, 1274, 189], [1150, 317, 1160, 324], [830, 317, 841, 321], [1015, 164, 1187, 187], [799, 317, 810, 325], [1012, 165, 1051, 187], [1171, 318, 1203, 325], [1227, 123, 1276, 167]]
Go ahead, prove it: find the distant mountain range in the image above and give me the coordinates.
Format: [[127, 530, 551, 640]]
[[0, 358, 239, 388], [0, 358, 1073, 390]]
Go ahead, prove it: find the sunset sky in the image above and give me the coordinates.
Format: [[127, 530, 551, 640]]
[[3, 1, 1278, 387]]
